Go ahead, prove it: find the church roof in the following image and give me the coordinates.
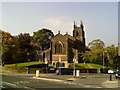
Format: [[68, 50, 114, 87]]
[[51, 33, 66, 41], [64, 33, 75, 41], [51, 31, 75, 41]]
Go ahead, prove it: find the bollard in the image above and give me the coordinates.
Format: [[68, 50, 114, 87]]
[[76, 70, 80, 77], [108, 69, 113, 81], [110, 74, 112, 81], [98, 68, 101, 73], [36, 70, 39, 77]]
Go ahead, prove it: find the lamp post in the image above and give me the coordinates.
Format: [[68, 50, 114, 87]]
[[45, 58, 48, 74], [73, 57, 76, 77], [118, 43, 120, 70], [118, 43, 120, 56], [103, 51, 107, 70], [59, 55, 61, 75], [103, 51, 105, 69]]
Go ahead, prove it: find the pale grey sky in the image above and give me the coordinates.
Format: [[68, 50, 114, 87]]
[[1, 1, 118, 47]]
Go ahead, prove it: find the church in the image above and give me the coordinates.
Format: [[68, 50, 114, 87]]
[[44, 21, 86, 68]]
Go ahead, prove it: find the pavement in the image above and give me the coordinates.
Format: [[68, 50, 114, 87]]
[[102, 80, 119, 88], [33, 73, 119, 89]]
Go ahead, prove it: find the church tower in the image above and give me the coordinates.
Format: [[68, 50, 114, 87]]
[[73, 21, 85, 45]]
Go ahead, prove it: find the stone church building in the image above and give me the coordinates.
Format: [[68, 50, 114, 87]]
[[44, 21, 86, 68]]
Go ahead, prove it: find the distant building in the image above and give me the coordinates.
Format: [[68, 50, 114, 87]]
[[44, 21, 86, 68]]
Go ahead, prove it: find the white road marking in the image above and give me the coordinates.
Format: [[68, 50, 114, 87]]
[[64, 82, 70, 84], [25, 81, 29, 83], [2, 82, 16, 86], [84, 85, 91, 88], [71, 83, 77, 85], [64, 82, 74, 84], [24, 86, 37, 90], [3, 81, 36, 90], [79, 84, 86, 87], [14, 81, 29, 84], [68, 83, 72, 84], [16, 82, 19, 84], [95, 86, 102, 88], [13, 82, 19, 84], [20, 81, 23, 83]]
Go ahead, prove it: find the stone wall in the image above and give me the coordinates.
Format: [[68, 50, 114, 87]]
[[2, 67, 28, 73]]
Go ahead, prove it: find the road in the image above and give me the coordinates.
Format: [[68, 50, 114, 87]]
[[2, 73, 85, 89], [1, 73, 119, 90]]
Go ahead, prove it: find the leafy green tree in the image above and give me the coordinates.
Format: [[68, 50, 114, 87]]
[[82, 39, 119, 68], [81, 39, 105, 64], [2, 30, 16, 64], [105, 45, 119, 67], [18, 33, 35, 62], [32, 28, 54, 51], [81, 51, 90, 63], [88, 39, 105, 50], [81, 49, 103, 64]]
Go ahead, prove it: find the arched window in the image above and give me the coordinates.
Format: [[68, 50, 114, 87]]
[[76, 31, 79, 36], [53, 62, 55, 66], [55, 42, 63, 54]]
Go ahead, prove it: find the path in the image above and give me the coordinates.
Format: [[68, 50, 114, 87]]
[[86, 63, 94, 68]]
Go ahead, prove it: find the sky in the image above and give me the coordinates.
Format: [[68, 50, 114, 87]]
[[1, 1, 118, 47]]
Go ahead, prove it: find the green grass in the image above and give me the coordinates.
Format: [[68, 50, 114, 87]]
[[69, 63, 89, 68], [89, 63, 108, 69], [4, 61, 45, 68], [4, 61, 115, 69], [69, 63, 111, 69], [4, 64, 16, 67]]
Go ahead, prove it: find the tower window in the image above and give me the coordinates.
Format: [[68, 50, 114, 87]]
[[76, 31, 79, 36]]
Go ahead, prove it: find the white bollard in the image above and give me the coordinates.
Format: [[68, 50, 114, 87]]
[[36, 70, 39, 77], [76, 70, 80, 77]]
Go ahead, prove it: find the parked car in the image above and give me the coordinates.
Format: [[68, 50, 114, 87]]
[[56, 68, 73, 75], [115, 70, 120, 79]]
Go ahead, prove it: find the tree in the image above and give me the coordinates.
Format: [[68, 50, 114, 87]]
[[106, 45, 119, 67], [81, 39, 119, 68], [2, 30, 16, 64], [32, 28, 54, 51], [18, 33, 35, 62], [81, 51, 91, 63], [81, 49, 103, 64], [88, 39, 105, 50], [81, 39, 105, 64]]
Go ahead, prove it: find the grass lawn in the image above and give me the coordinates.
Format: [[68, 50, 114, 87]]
[[4, 61, 45, 68], [69, 63, 89, 68], [4, 61, 114, 69], [89, 63, 108, 69], [69, 63, 111, 69]]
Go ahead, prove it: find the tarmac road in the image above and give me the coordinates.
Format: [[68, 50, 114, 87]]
[[2, 73, 85, 89], [1, 73, 119, 90]]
